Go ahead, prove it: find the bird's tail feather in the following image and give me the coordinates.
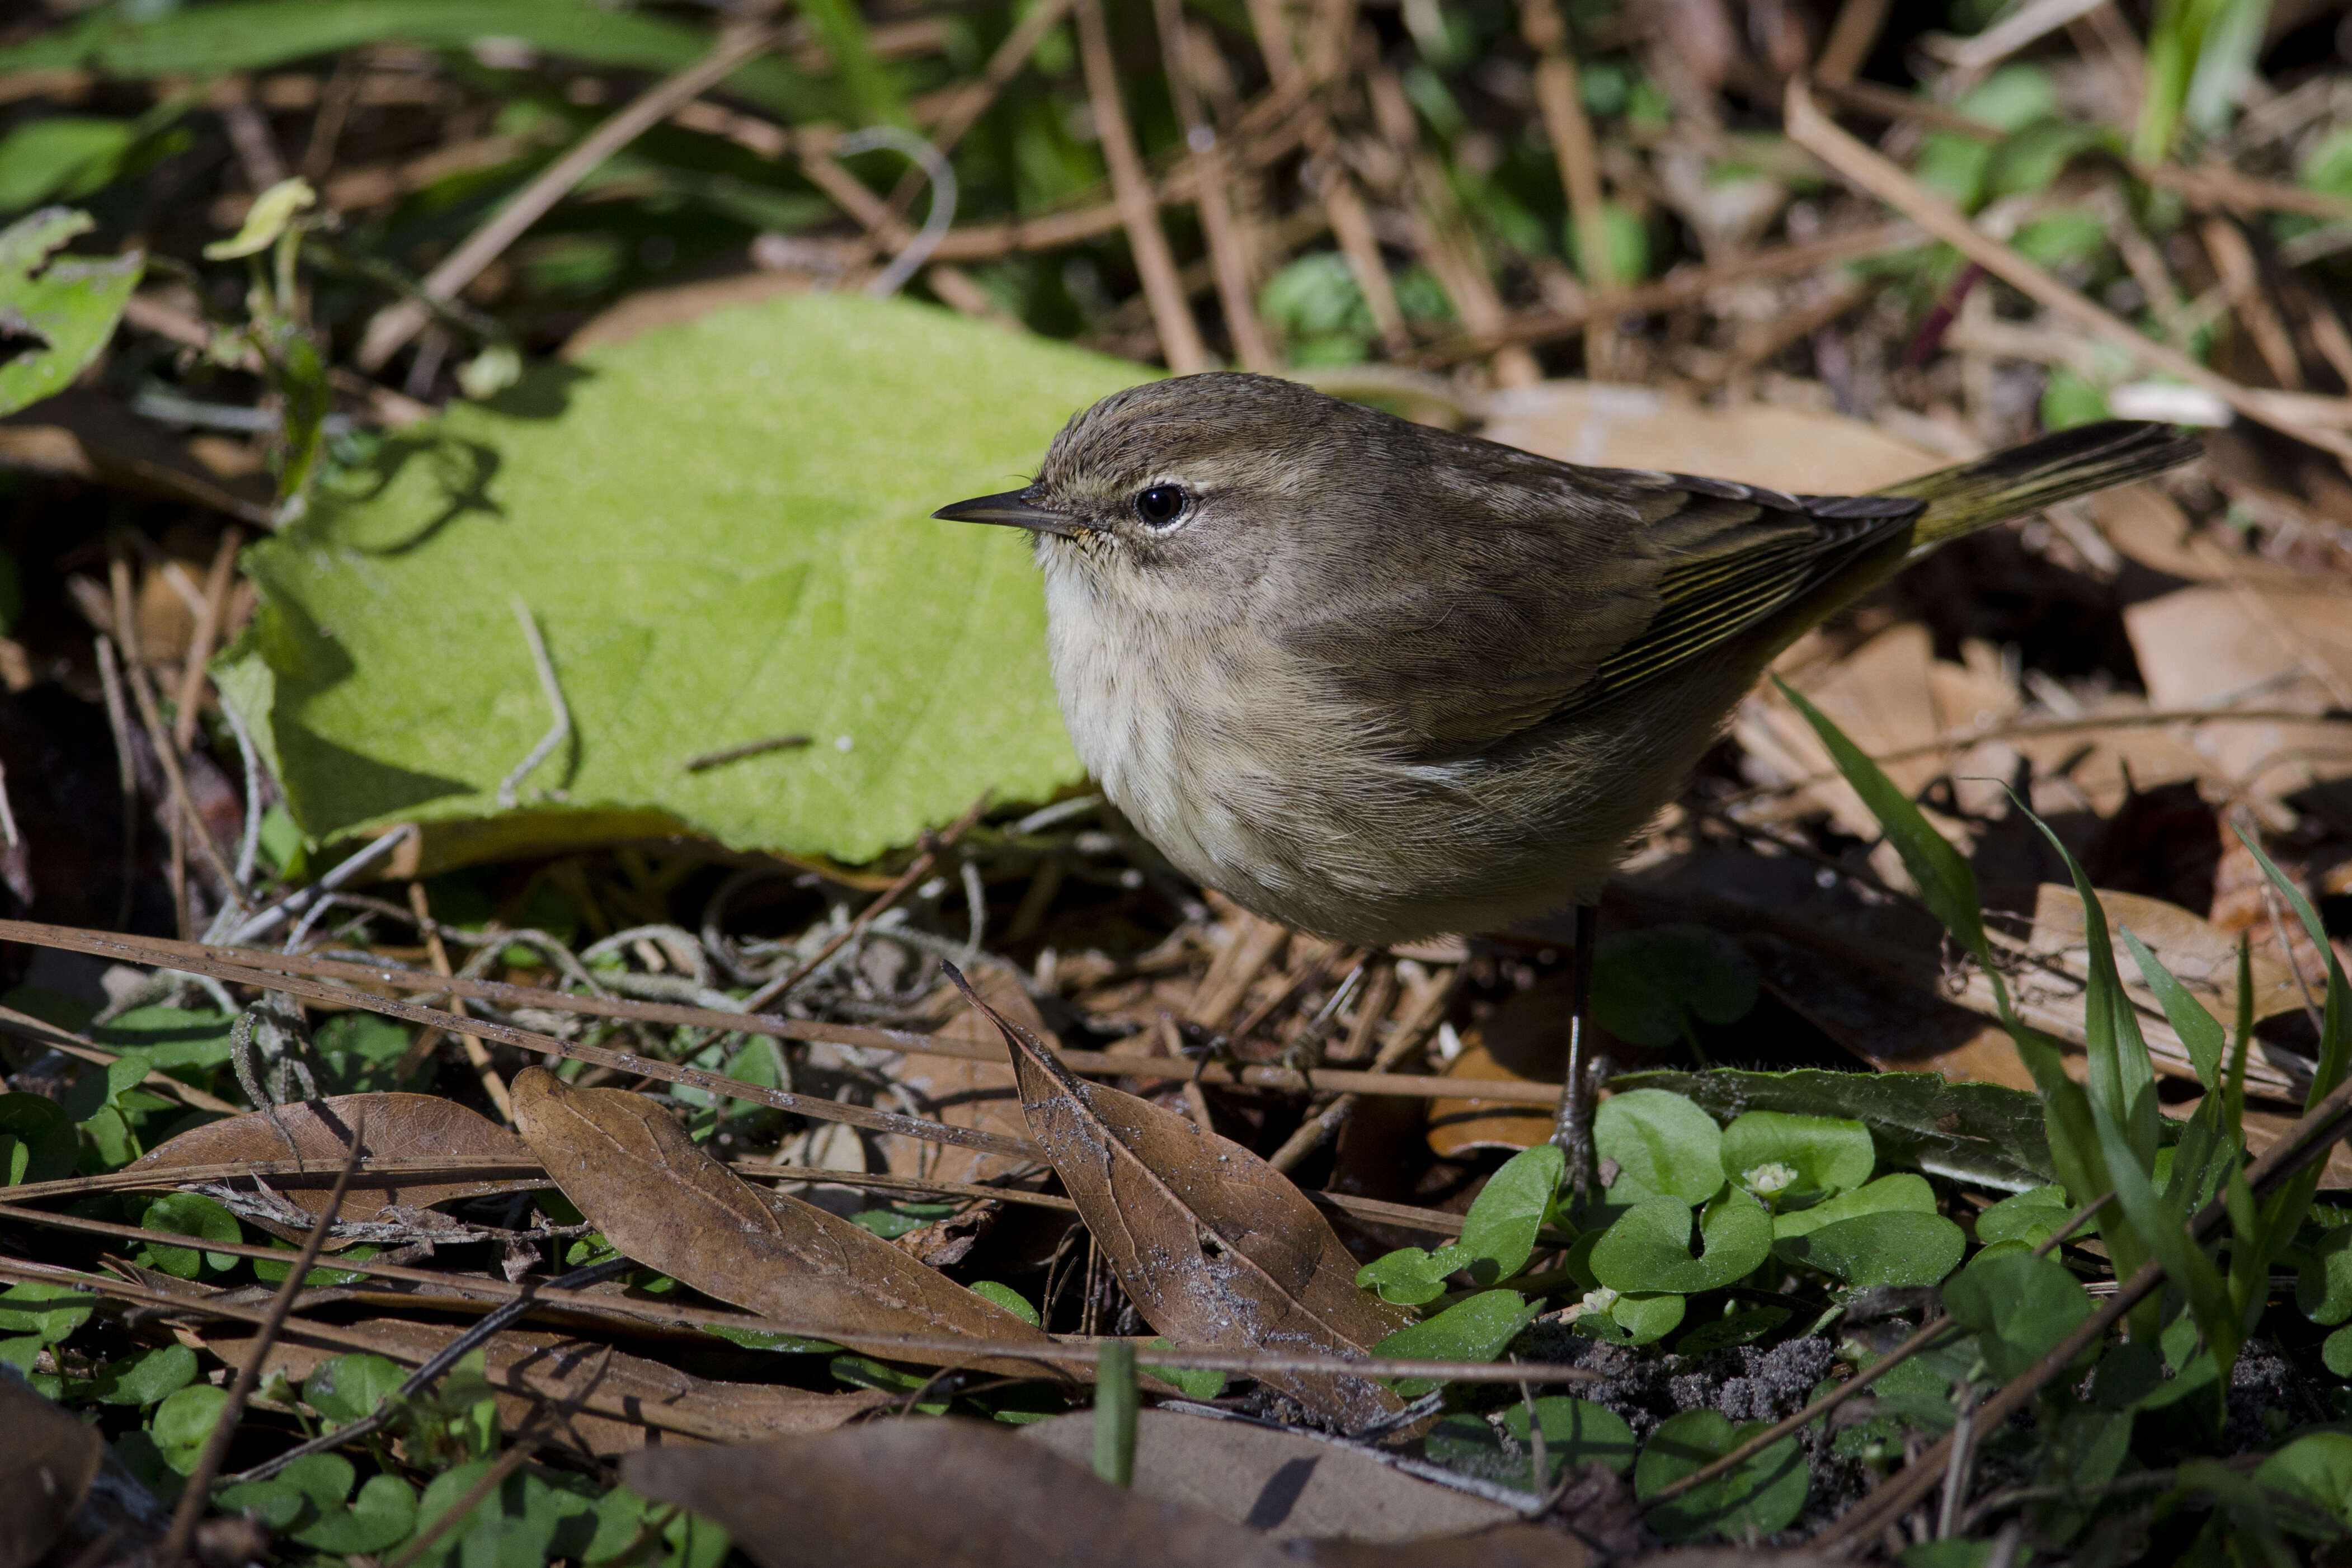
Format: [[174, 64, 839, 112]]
[[1875, 420, 2202, 550]]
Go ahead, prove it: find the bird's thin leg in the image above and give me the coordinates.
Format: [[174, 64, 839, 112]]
[[1549, 903, 1600, 1199]]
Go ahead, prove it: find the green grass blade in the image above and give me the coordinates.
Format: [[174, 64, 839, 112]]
[[2229, 932, 2253, 1143], [2092, 1099, 2241, 1372], [1773, 677, 1991, 973], [2015, 797, 2158, 1165], [2231, 826, 2348, 1107], [2123, 927, 2224, 1092]]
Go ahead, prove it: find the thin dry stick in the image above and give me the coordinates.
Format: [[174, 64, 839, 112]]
[[93, 635, 140, 930], [1814, 0, 1892, 85], [354, 21, 783, 371], [155, 1117, 366, 1566], [496, 596, 568, 809], [0, 1252, 1601, 1387], [407, 880, 515, 1122], [1365, 67, 1540, 388], [121, 641, 239, 899], [897, 0, 1083, 197], [741, 792, 991, 1010], [0, 916, 1570, 1106], [1784, 79, 2352, 462], [1521, 0, 1619, 377], [1150, 0, 1276, 371], [0, 1003, 239, 1114], [171, 526, 242, 754], [1075, 0, 1209, 373], [1270, 964, 1454, 1173], [1414, 219, 1920, 363], [1238, 0, 1406, 354]]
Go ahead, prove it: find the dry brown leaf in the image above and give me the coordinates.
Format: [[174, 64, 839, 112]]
[[128, 1093, 538, 1232], [1744, 933, 2038, 1093], [1480, 382, 1945, 496], [1019, 1409, 1518, 1542], [0, 1367, 104, 1568], [624, 1422, 1592, 1568], [1955, 884, 2310, 1094], [195, 1317, 882, 1451], [624, 1420, 1301, 1568], [2124, 582, 2352, 813], [951, 971, 1411, 1432], [882, 966, 1043, 1188], [1734, 624, 2016, 839], [509, 1067, 1059, 1374]]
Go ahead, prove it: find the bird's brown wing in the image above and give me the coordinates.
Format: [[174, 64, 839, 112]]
[[1570, 482, 1924, 715], [1277, 457, 1922, 756]]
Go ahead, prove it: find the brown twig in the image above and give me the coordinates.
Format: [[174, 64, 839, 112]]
[[1521, 0, 1619, 376], [0, 919, 1569, 1105], [742, 792, 991, 1010], [406, 880, 515, 1123], [156, 1113, 366, 1566], [354, 20, 785, 371], [1785, 79, 2352, 463], [1075, 0, 1209, 373], [1413, 220, 1922, 364], [0, 1003, 238, 1114], [1269, 963, 1456, 1173], [1151, 0, 1275, 371], [170, 526, 242, 755]]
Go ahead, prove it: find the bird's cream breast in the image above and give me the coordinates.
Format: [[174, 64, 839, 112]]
[[1039, 558, 1310, 900]]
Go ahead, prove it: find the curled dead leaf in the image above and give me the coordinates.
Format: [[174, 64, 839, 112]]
[[509, 1067, 1060, 1375], [128, 1093, 538, 1235], [196, 1316, 883, 1451], [947, 967, 1412, 1432]]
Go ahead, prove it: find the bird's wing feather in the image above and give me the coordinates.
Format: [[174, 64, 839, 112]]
[[1274, 454, 1923, 756]]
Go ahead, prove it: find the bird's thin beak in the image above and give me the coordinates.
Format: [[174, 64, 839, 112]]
[[931, 488, 1087, 538]]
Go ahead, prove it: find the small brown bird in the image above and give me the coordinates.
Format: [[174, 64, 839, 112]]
[[937, 373, 2197, 1176]]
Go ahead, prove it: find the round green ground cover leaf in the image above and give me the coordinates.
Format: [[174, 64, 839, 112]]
[[1941, 1249, 2090, 1381], [2301, 1225, 2352, 1326], [1502, 1396, 1637, 1476], [1590, 925, 1756, 1048], [297, 1473, 419, 1553], [1357, 1246, 1452, 1307], [2327, 1323, 2352, 1378], [137, 1193, 242, 1278], [1636, 1409, 1807, 1543], [90, 1006, 238, 1073], [1573, 1289, 1685, 1346], [305, 1352, 406, 1428], [90, 1343, 197, 1406], [1590, 1194, 1771, 1295], [1975, 1184, 2073, 1250], [0, 1278, 93, 1344], [1374, 1290, 1543, 1397], [153, 1384, 228, 1474], [1455, 1143, 1563, 1283], [0, 1091, 78, 1184], [412, 1460, 599, 1568], [589, 1485, 730, 1568], [1720, 1110, 1874, 1198], [1770, 1173, 1935, 1241], [216, 1452, 354, 1531], [2257, 1432, 2352, 1534], [1596, 1090, 1723, 1204], [1775, 1211, 1965, 1287], [223, 294, 1150, 861]]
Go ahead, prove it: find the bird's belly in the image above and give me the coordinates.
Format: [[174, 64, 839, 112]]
[[1052, 641, 1609, 945]]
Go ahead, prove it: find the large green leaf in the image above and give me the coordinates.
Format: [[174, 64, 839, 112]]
[[221, 294, 1147, 863]]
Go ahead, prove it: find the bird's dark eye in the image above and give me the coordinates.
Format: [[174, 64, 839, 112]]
[[1134, 484, 1187, 527]]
